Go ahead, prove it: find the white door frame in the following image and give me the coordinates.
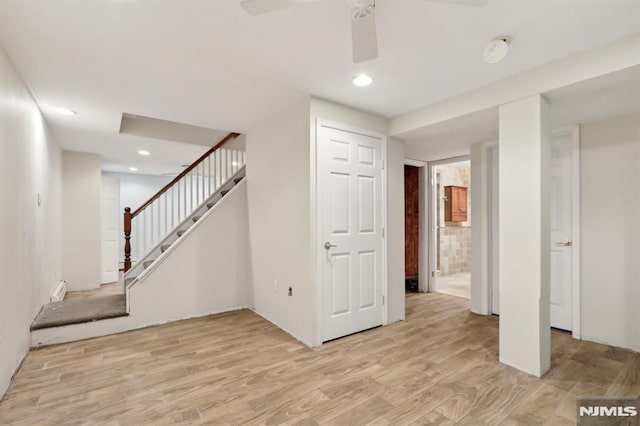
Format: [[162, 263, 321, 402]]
[[486, 126, 581, 338], [426, 155, 470, 293], [314, 118, 388, 344]]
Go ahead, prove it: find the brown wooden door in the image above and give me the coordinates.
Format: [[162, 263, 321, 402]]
[[404, 166, 419, 279]]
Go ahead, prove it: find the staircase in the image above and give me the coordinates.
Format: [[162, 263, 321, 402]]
[[30, 132, 248, 346], [124, 170, 246, 286], [123, 132, 246, 284]]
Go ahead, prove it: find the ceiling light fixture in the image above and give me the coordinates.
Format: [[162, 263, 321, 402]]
[[128, 167, 138, 172], [138, 150, 150, 156], [352, 74, 373, 87], [484, 36, 511, 64], [55, 107, 76, 116]]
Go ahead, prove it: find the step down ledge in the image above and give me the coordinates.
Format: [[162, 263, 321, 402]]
[[30, 295, 128, 331], [31, 314, 130, 348]]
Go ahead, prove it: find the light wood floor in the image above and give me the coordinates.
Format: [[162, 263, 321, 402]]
[[1, 293, 638, 425], [435, 273, 471, 299]]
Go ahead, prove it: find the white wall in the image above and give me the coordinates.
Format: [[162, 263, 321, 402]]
[[0, 45, 63, 398], [128, 182, 253, 327], [102, 171, 172, 261], [246, 98, 314, 345], [62, 151, 102, 291], [580, 112, 640, 352]]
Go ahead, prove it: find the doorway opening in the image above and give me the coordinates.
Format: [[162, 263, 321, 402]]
[[430, 158, 471, 299], [404, 165, 420, 292]]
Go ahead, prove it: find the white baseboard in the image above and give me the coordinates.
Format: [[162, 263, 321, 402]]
[[50, 280, 67, 302]]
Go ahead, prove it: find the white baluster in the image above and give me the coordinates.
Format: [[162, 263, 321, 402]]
[[216, 150, 221, 190], [150, 203, 154, 251], [207, 155, 212, 198], [189, 173, 193, 215], [196, 164, 200, 207], [163, 193, 167, 235], [133, 217, 138, 263], [202, 162, 206, 201], [171, 186, 175, 232], [158, 200, 161, 245]]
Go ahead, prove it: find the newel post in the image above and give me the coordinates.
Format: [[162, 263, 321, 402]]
[[124, 207, 132, 272]]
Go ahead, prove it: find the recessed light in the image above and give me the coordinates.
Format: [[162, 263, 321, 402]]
[[484, 36, 511, 64], [138, 150, 150, 156], [128, 167, 138, 172], [352, 74, 373, 87], [55, 107, 76, 116]]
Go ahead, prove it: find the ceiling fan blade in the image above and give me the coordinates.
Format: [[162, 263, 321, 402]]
[[351, 8, 378, 63], [240, 0, 319, 16], [419, 0, 489, 7]]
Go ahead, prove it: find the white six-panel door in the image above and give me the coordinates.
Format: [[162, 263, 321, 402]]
[[549, 134, 573, 330], [318, 121, 384, 342], [101, 175, 120, 284]]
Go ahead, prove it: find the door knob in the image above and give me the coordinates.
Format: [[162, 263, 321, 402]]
[[324, 242, 337, 250], [555, 239, 573, 246]]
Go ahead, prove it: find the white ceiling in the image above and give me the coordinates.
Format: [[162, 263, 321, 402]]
[[0, 0, 638, 173], [403, 65, 640, 162]]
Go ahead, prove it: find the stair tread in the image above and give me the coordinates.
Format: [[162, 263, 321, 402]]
[[161, 244, 171, 252], [31, 295, 128, 330], [177, 230, 186, 236], [192, 216, 201, 222], [143, 261, 154, 268]]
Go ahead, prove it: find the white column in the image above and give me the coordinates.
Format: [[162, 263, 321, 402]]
[[498, 94, 551, 377], [470, 142, 490, 315]]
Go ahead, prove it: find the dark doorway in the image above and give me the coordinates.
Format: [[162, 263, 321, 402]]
[[404, 165, 420, 292]]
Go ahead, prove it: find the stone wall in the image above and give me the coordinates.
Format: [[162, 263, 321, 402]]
[[436, 160, 471, 276], [438, 226, 471, 275]]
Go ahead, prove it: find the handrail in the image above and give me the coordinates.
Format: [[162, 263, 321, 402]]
[[132, 132, 240, 217]]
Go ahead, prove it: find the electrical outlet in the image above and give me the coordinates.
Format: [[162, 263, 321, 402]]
[[274, 279, 279, 293], [288, 287, 292, 297]]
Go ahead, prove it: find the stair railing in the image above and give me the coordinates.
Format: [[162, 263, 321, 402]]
[[123, 132, 243, 271]]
